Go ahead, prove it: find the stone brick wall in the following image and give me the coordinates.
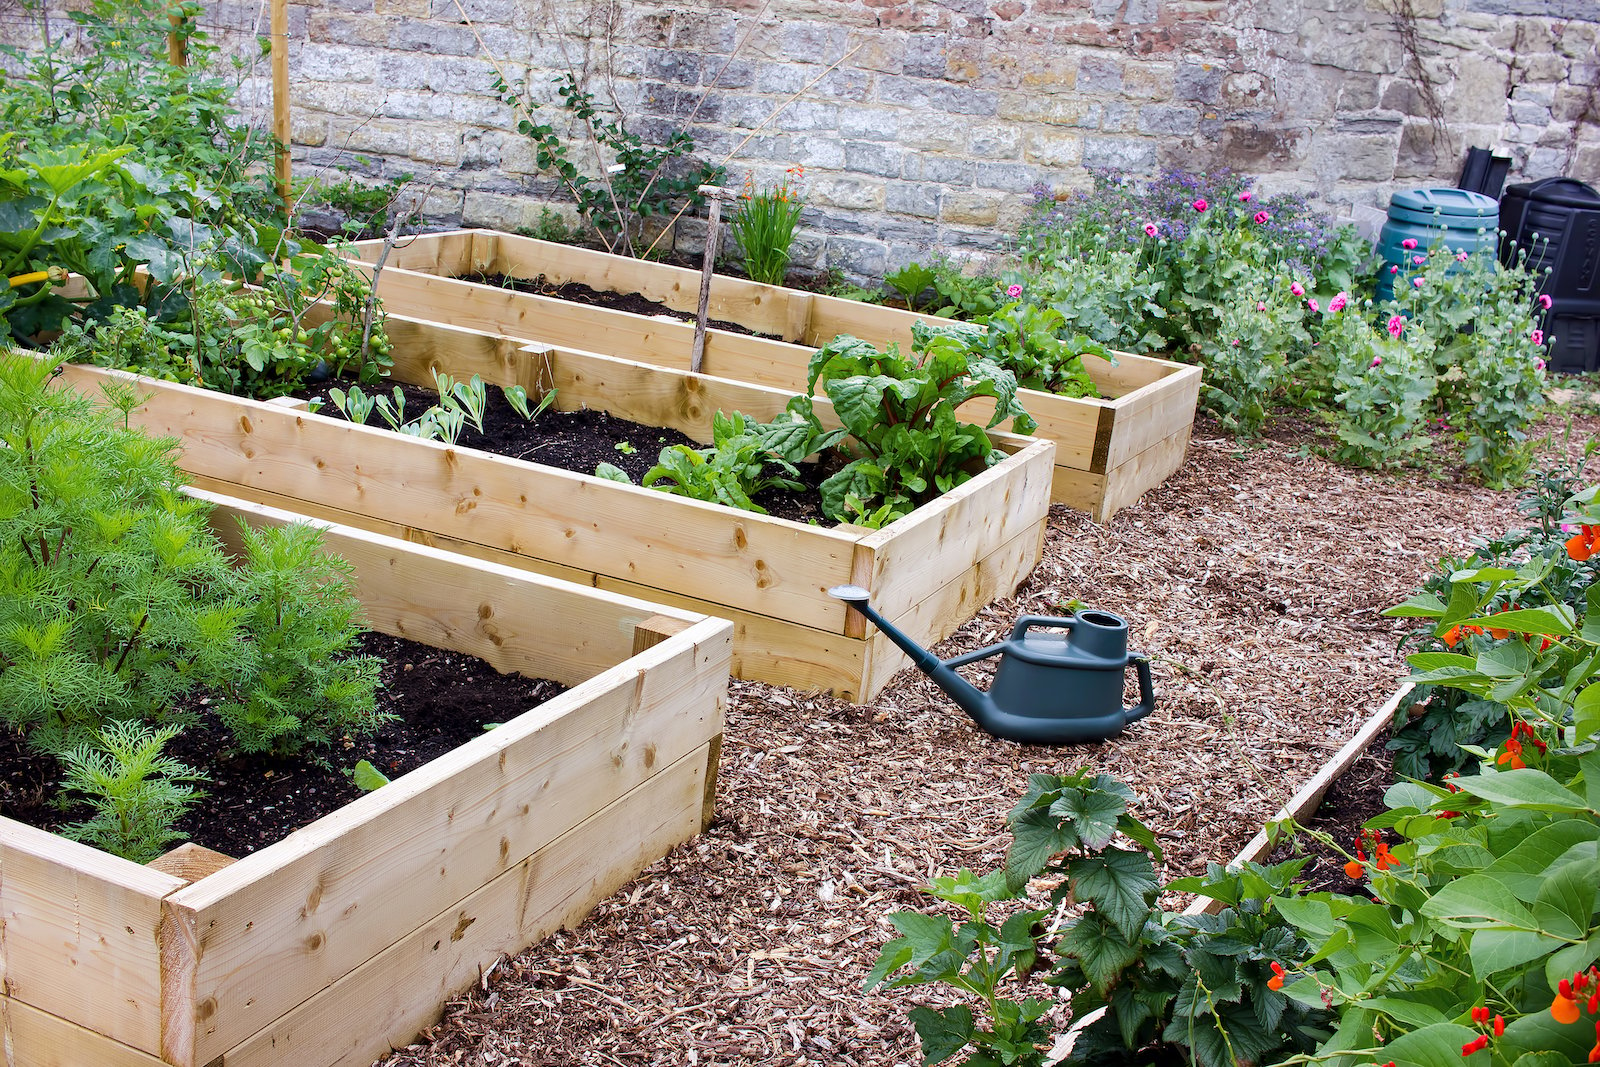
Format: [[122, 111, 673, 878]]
[[12, 0, 1600, 276]]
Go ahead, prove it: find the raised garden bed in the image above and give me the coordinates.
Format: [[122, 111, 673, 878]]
[[50, 315, 1055, 701], [0, 489, 732, 1067], [348, 229, 1201, 522]]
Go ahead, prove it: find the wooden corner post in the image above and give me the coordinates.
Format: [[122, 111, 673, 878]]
[[691, 185, 736, 374]]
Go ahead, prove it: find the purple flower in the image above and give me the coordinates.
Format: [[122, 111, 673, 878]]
[[1005, 284, 1023, 298]]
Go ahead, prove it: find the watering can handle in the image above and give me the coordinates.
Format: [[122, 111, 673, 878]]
[[1008, 615, 1075, 641], [1125, 653, 1155, 724]]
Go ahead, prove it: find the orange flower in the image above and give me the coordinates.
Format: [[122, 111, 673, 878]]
[[1566, 524, 1600, 562], [1442, 624, 1484, 647], [1374, 842, 1399, 871], [1268, 961, 1286, 990], [1554, 990, 1581, 1025], [1344, 858, 1364, 879], [1497, 737, 1525, 769]]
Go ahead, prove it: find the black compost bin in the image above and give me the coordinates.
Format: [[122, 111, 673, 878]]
[[1500, 177, 1600, 373]]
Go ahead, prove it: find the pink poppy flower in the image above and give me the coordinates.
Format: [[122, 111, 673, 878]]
[[1539, 294, 1553, 309], [1401, 238, 1417, 250], [1329, 292, 1348, 312], [1239, 192, 1253, 202], [1290, 282, 1305, 296], [1456, 251, 1469, 262], [1307, 298, 1320, 312], [1531, 329, 1544, 345], [1371, 356, 1382, 368], [1413, 277, 1424, 288], [1413, 255, 1426, 265], [1192, 198, 1208, 212], [1231, 339, 1241, 346], [1253, 211, 1270, 224], [1387, 315, 1405, 338], [1536, 359, 1546, 370], [1257, 301, 1267, 311], [1005, 284, 1023, 298], [1390, 265, 1400, 274], [1143, 221, 1158, 237]]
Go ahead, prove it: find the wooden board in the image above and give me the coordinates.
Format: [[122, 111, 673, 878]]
[[217, 744, 710, 1067], [163, 615, 729, 1064], [340, 234, 1201, 519], [0, 996, 170, 1067], [0, 820, 181, 1056], [1183, 685, 1416, 916]]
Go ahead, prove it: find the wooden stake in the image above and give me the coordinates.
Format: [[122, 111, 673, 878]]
[[691, 185, 734, 374], [166, 6, 187, 66], [271, 0, 291, 215]]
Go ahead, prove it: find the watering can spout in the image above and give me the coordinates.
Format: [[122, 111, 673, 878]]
[[827, 585, 1002, 723], [828, 585, 1155, 746]]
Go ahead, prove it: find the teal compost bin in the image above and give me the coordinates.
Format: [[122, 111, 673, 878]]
[[1376, 188, 1499, 301]]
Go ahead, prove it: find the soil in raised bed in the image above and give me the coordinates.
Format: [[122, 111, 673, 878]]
[[0, 630, 565, 858], [1266, 728, 1397, 894], [468, 273, 785, 341], [310, 377, 834, 524]]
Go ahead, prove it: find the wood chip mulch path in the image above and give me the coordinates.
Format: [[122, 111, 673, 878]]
[[378, 402, 1600, 1067]]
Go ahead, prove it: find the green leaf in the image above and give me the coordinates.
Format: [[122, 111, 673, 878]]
[[1048, 783, 1126, 850], [351, 759, 390, 792], [1470, 927, 1565, 980], [1380, 1022, 1488, 1066], [1500, 1005, 1599, 1063], [1575, 683, 1600, 743], [1384, 592, 1448, 617], [1066, 848, 1158, 941], [1422, 873, 1541, 928], [907, 1004, 976, 1066], [1457, 606, 1576, 637], [1450, 770, 1591, 813], [1531, 856, 1599, 940], [1055, 913, 1139, 995]]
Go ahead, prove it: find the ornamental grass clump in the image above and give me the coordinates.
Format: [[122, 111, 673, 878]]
[[0, 353, 386, 859], [728, 167, 806, 286]]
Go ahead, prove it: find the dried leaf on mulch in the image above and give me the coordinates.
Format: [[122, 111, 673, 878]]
[[379, 405, 1600, 1067]]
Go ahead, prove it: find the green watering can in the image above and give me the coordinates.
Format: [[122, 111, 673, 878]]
[[829, 586, 1155, 744]]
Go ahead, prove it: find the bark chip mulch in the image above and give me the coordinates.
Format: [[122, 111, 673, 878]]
[[372, 400, 1598, 1067]]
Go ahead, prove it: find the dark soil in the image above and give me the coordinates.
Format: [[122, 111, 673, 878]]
[[469, 273, 783, 340], [1267, 728, 1397, 894], [0, 631, 565, 859], [312, 378, 831, 524]]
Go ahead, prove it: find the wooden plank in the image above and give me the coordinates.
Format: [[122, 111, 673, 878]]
[[0, 996, 170, 1067], [1095, 423, 1195, 523], [861, 439, 1054, 627], [354, 229, 476, 275], [146, 843, 235, 886], [860, 521, 1047, 699], [0, 818, 181, 1056], [195, 490, 699, 687], [632, 614, 695, 655], [1051, 463, 1109, 516], [1184, 685, 1416, 916], [54, 364, 859, 635], [218, 744, 710, 1067], [1100, 362, 1203, 472], [165, 616, 730, 1064]]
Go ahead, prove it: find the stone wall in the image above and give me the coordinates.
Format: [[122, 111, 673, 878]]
[[14, 0, 1600, 276]]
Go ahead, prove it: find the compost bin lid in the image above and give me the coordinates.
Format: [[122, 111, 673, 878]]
[[1389, 188, 1500, 218], [1505, 177, 1600, 209]]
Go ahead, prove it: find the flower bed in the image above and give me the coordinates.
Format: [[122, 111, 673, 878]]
[[347, 229, 1199, 521], [51, 315, 1054, 701], [0, 489, 732, 1067]]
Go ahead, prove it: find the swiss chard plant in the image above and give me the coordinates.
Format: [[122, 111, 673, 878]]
[[787, 320, 1036, 527]]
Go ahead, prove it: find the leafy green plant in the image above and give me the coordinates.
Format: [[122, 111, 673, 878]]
[[785, 321, 1036, 527], [1029, 251, 1168, 354], [504, 384, 557, 422], [1322, 299, 1436, 467], [596, 410, 838, 515], [729, 167, 804, 286], [0, 353, 385, 760], [869, 771, 1330, 1067], [295, 167, 416, 240], [972, 301, 1107, 397], [492, 71, 722, 257], [56, 719, 208, 863], [885, 262, 938, 313]]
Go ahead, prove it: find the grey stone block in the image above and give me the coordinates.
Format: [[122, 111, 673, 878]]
[[824, 235, 889, 279], [905, 154, 976, 185], [776, 100, 840, 132], [875, 75, 999, 115], [846, 141, 905, 177], [1175, 62, 1223, 103], [839, 107, 902, 140], [644, 48, 702, 86], [968, 124, 1021, 158], [886, 182, 942, 218], [975, 161, 1039, 193], [903, 34, 949, 79], [388, 19, 478, 56], [1082, 136, 1158, 171], [1077, 55, 1124, 94], [1138, 104, 1199, 135]]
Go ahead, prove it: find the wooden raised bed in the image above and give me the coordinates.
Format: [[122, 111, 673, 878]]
[[348, 229, 1201, 522], [0, 489, 732, 1067], [51, 315, 1054, 701]]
